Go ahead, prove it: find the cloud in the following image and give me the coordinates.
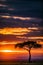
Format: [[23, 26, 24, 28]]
[[0, 27, 43, 42], [0, 33, 43, 43], [8, 8, 15, 11], [0, 41, 18, 45], [0, 34, 27, 42], [0, 4, 7, 7], [0, 27, 43, 36], [0, 0, 6, 2], [28, 27, 38, 30], [0, 17, 42, 29], [1, 15, 31, 20], [13, 16, 31, 20], [1, 16, 11, 19], [0, 0, 43, 44], [0, 15, 42, 28], [0, 27, 32, 35], [18, 36, 43, 39], [0, 1, 42, 18]]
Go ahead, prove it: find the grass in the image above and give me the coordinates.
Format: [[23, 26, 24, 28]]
[[0, 63, 43, 65], [0, 61, 43, 65]]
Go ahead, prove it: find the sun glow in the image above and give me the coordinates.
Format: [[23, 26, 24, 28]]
[[0, 50, 14, 52], [0, 50, 27, 53]]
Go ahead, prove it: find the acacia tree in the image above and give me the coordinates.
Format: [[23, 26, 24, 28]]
[[15, 41, 42, 63]]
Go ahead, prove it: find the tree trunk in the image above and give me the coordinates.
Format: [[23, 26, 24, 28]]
[[29, 49, 31, 63]]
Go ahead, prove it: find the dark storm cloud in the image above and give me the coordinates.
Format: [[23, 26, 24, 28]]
[[0, 0, 43, 18], [0, 0, 42, 30], [23, 30, 43, 37], [0, 0, 6, 1], [0, 0, 43, 42], [0, 17, 42, 28], [0, 29, 43, 42], [0, 34, 27, 42]]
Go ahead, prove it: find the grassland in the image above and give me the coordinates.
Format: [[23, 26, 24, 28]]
[[0, 63, 43, 65], [0, 61, 43, 65]]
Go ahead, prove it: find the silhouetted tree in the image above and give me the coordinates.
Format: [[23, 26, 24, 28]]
[[15, 41, 42, 63]]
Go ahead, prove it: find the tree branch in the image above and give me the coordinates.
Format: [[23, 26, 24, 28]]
[[23, 47, 29, 51]]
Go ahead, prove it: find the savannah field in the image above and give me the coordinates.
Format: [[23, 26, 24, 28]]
[[0, 60, 43, 65]]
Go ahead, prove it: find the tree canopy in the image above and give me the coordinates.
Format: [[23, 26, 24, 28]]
[[15, 41, 42, 50]]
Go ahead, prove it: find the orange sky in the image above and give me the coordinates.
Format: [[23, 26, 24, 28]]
[[0, 26, 43, 60], [0, 27, 43, 53], [0, 43, 43, 61], [0, 0, 43, 61]]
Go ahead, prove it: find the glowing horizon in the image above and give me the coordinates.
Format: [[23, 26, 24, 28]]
[[0, 50, 27, 53]]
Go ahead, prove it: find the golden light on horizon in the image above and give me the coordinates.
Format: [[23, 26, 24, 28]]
[[0, 50, 13, 52], [0, 50, 28, 53]]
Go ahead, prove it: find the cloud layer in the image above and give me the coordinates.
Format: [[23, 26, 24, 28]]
[[0, 0, 43, 44]]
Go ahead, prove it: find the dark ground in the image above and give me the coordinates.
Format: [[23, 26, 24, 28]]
[[0, 60, 43, 65]]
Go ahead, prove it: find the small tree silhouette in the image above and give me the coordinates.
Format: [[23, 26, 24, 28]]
[[15, 41, 42, 63]]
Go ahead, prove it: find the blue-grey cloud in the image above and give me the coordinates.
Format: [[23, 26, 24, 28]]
[[0, 17, 43, 28], [0, 0, 43, 18], [0, 0, 43, 42]]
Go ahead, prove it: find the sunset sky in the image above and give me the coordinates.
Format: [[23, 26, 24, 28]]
[[0, 0, 43, 61]]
